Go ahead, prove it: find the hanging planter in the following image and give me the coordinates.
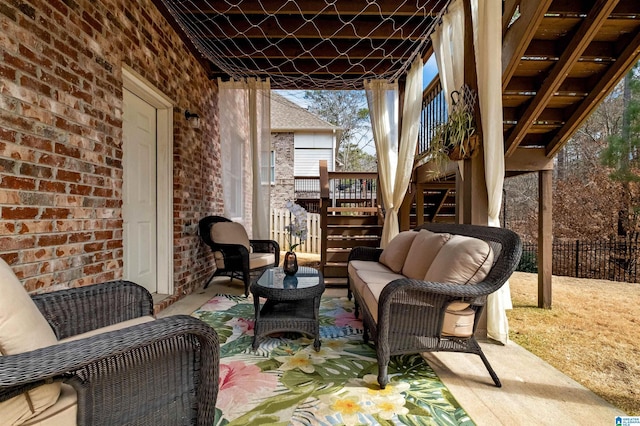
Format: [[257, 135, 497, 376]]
[[425, 85, 478, 175]]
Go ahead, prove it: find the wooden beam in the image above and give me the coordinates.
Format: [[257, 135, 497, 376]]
[[187, 0, 443, 16], [194, 15, 431, 40], [502, 0, 520, 36], [538, 170, 553, 309], [546, 26, 640, 157], [505, 148, 555, 172], [504, 0, 621, 156], [502, 0, 554, 91], [213, 38, 417, 60]]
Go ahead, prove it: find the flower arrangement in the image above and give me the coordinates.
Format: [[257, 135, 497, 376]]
[[284, 200, 308, 252]]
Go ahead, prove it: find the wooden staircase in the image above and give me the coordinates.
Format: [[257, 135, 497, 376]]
[[410, 182, 457, 227], [322, 210, 382, 287]]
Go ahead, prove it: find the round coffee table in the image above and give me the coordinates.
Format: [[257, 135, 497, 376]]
[[251, 266, 325, 351]]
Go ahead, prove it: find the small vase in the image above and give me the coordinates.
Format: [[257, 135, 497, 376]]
[[283, 251, 298, 276]]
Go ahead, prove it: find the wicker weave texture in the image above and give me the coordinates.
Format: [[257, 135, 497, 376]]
[[0, 280, 219, 426], [349, 223, 522, 388]]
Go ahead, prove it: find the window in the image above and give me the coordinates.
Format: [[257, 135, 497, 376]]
[[269, 150, 275, 184]]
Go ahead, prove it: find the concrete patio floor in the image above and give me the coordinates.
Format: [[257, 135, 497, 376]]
[[158, 276, 625, 425]]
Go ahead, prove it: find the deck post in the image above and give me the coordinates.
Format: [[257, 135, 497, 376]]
[[538, 169, 553, 308]]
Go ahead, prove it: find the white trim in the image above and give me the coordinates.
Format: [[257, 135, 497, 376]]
[[122, 65, 174, 296]]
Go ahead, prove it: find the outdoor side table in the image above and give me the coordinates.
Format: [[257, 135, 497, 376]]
[[251, 266, 325, 351]]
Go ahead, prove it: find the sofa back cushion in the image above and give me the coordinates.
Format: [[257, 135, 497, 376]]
[[378, 231, 418, 273], [210, 222, 251, 269], [425, 234, 494, 284], [0, 258, 61, 425], [402, 230, 451, 279]]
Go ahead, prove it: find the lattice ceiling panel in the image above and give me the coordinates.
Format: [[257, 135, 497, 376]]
[[157, 0, 449, 89]]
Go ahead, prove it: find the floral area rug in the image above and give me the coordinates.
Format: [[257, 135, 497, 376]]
[[192, 295, 474, 426]]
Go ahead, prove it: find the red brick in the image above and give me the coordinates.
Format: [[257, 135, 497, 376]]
[[0, 175, 37, 191], [83, 263, 104, 275], [68, 183, 91, 195], [37, 233, 69, 246], [40, 208, 71, 219], [19, 220, 54, 234], [0, 235, 37, 250], [19, 75, 53, 97], [22, 134, 53, 151], [94, 230, 113, 240], [55, 169, 82, 183], [19, 163, 53, 179], [2, 206, 39, 219], [68, 232, 92, 243], [39, 180, 66, 193], [84, 241, 104, 252], [0, 252, 19, 265]]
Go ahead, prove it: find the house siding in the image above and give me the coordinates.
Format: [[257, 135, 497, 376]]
[[0, 0, 222, 310], [271, 132, 294, 209]]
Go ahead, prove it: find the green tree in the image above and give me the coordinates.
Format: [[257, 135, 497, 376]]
[[600, 62, 640, 236], [304, 90, 373, 170]]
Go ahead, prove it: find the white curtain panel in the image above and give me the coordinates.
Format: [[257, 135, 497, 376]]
[[431, 0, 465, 112], [472, 0, 512, 344], [364, 79, 398, 248], [365, 59, 422, 247], [248, 78, 271, 240], [431, 0, 465, 176], [218, 80, 248, 225], [218, 79, 272, 239]]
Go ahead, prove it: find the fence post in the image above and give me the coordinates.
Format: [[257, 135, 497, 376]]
[[574, 240, 578, 278]]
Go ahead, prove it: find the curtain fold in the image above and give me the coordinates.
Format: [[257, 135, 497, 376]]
[[471, 0, 511, 344], [248, 78, 271, 239], [365, 58, 422, 247], [218, 78, 271, 239], [431, 0, 465, 113]]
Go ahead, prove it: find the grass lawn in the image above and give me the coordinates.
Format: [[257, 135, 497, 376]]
[[508, 271, 640, 415]]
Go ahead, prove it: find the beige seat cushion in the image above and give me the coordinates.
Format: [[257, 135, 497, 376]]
[[378, 231, 418, 273], [210, 222, 251, 269], [249, 252, 275, 270], [0, 259, 61, 425], [425, 234, 494, 285], [21, 384, 77, 426], [347, 260, 394, 278], [402, 230, 451, 279], [59, 316, 155, 343], [351, 269, 405, 322]]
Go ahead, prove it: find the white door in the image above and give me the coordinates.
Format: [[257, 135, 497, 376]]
[[122, 89, 157, 293]]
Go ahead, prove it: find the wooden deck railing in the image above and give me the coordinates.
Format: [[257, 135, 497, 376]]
[[318, 160, 382, 285], [418, 76, 447, 157]]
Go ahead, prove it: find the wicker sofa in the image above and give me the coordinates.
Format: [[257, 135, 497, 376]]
[[0, 258, 219, 426], [347, 223, 522, 389]]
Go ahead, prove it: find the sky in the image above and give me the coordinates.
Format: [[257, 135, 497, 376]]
[[274, 55, 440, 155]]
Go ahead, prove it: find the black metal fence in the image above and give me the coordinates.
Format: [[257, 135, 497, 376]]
[[517, 236, 640, 283]]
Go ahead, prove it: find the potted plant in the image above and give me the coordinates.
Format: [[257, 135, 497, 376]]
[[424, 86, 479, 176]]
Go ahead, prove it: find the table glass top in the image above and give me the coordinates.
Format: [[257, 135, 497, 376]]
[[256, 266, 321, 290]]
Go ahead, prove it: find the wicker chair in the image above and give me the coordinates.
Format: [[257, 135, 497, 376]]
[[199, 215, 280, 296], [348, 223, 522, 388], [0, 277, 219, 425]]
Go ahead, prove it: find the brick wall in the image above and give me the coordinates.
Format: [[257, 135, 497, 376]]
[[0, 0, 222, 308], [271, 132, 295, 209]]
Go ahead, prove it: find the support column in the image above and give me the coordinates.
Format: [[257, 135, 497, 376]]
[[461, 150, 489, 225], [538, 169, 553, 308]]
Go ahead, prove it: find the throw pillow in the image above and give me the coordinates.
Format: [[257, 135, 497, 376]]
[[425, 234, 494, 284], [401, 229, 451, 279], [0, 258, 61, 425], [378, 231, 418, 273]]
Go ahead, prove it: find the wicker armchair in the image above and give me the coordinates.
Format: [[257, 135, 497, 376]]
[[199, 215, 280, 296], [348, 223, 522, 388], [0, 278, 219, 425]]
